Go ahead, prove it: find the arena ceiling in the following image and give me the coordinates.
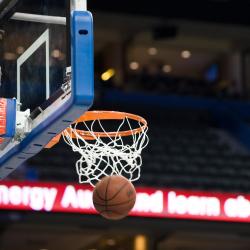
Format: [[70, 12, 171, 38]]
[[89, 0, 250, 26], [6, 1, 250, 26]]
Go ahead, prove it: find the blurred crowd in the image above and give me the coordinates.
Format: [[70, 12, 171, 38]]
[[124, 69, 239, 99]]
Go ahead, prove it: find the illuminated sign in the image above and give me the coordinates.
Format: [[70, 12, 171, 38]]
[[0, 181, 250, 223]]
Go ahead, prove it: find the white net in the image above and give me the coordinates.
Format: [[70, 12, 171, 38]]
[[62, 116, 149, 187]]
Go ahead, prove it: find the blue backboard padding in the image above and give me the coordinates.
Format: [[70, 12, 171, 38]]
[[72, 11, 94, 106], [0, 11, 94, 178], [5, 99, 16, 138]]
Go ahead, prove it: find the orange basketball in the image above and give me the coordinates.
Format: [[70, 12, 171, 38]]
[[93, 175, 136, 220]]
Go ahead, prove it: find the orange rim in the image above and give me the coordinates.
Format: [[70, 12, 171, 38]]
[[65, 110, 148, 140], [45, 111, 148, 148]]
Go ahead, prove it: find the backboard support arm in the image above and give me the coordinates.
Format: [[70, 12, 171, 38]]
[[12, 12, 66, 25]]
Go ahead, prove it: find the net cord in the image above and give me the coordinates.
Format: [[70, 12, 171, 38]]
[[62, 117, 149, 186]]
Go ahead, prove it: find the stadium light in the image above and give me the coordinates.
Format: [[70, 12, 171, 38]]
[[101, 68, 115, 81], [181, 50, 191, 59]]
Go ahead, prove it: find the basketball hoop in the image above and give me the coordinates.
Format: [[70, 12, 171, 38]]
[[62, 111, 149, 186]]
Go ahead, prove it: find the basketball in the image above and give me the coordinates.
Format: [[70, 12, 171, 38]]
[[93, 175, 136, 220]]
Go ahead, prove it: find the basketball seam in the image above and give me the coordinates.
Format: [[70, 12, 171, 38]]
[[105, 177, 111, 211], [93, 198, 135, 207], [95, 189, 106, 201], [95, 177, 130, 202], [107, 180, 130, 202]]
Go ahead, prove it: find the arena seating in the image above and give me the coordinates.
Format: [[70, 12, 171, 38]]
[[11, 103, 250, 193]]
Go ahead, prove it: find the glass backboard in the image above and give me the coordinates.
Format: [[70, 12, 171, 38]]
[[0, 0, 68, 111], [0, 0, 94, 178]]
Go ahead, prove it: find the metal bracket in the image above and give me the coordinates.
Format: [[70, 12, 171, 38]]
[[71, 0, 87, 11], [15, 109, 31, 141]]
